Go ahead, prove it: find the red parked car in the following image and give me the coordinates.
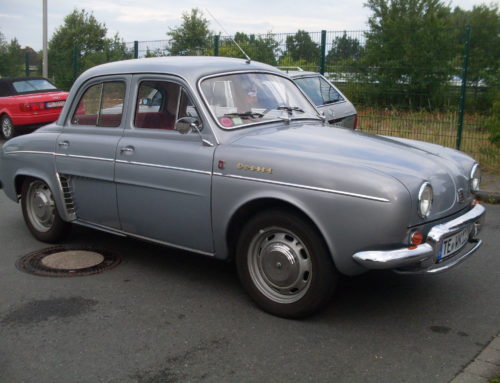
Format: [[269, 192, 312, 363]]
[[0, 77, 68, 140]]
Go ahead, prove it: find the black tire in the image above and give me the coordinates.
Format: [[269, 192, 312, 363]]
[[236, 209, 338, 318], [1, 115, 16, 140], [21, 177, 70, 243]]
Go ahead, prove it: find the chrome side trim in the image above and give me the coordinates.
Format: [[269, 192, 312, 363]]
[[74, 219, 215, 257], [353, 203, 486, 273], [115, 159, 212, 175], [4, 150, 54, 156], [213, 172, 390, 202], [55, 153, 114, 162]]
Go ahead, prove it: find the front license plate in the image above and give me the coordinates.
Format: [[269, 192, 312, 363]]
[[439, 226, 471, 260], [46, 100, 65, 108]]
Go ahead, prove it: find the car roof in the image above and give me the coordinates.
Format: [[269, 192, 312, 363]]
[[76, 56, 282, 86], [0, 77, 59, 97]]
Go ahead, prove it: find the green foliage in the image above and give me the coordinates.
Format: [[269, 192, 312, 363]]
[[326, 32, 364, 64], [0, 33, 25, 77], [167, 8, 212, 55], [485, 91, 500, 148], [49, 9, 131, 90], [284, 30, 320, 63], [218, 32, 280, 65], [451, 4, 500, 87], [363, 0, 455, 109]]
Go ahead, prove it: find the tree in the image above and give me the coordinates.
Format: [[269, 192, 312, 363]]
[[49, 9, 131, 89], [167, 8, 212, 55], [326, 32, 364, 64], [451, 4, 499, 112], [363, 0, 455, 108], [0, 37, 24, 77], [218, 32, 280, 65], [283, 30, 320, 64]]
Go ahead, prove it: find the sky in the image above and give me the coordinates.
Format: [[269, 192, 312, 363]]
[[0, 0, 489, 51]]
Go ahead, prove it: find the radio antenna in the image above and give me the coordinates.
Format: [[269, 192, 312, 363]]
[[205, 9, 252, 64]]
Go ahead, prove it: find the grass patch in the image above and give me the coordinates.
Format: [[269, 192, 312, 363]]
[[357, 107, 499, 173]]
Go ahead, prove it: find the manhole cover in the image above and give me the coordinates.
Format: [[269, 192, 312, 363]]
[[16, 246, 121, 277]]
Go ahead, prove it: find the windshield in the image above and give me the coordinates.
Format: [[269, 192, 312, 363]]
[[200, 72, 320, 129], [13, 79, 57, 93]]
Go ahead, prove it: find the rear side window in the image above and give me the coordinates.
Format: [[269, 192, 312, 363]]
[[12, 79, 57, 93], [71, 81, 125, 127], [294, 76, 344, 106]]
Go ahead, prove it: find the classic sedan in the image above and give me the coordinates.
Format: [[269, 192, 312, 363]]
[[0, 57, 485, 318], [283, 68, 357, 129], [0, 77, 68, 139]]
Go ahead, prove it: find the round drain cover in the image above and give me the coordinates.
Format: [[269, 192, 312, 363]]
[[16, 246, 121, 277]]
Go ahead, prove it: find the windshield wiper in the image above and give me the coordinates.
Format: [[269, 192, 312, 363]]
[[276, 106, 305, 114], [223, 111, 264, 119]]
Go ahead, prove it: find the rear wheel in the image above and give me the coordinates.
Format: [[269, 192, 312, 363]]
[[21, 178, 70, 243], [1, 115, 15, 140], [236, 209, 338, 318]]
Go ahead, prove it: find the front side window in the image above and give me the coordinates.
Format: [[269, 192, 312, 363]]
[[294, 76, 344, 107], [71, 81, 125, 127], [200, 72, 319, 129], [134, 80, 198, 130]]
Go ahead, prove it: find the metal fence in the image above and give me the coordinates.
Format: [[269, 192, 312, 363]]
[[14, 28, 500, 171]]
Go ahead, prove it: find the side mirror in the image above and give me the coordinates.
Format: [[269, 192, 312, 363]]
[[175, 117, 202, 135]]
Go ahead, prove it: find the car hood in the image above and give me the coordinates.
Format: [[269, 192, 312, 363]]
[[228, 123, 476, 223]]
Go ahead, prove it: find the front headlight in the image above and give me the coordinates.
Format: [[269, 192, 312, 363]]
[[470, 164, 481, 192], [418, 182, 433, 218]]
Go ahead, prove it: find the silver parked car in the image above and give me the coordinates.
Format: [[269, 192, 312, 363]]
[[0, 57, 485, 318], [282, 67, 357, 129]]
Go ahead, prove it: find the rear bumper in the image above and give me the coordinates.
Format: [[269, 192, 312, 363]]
[[11, 112, 60, 126], [352, 203, 486, 274]]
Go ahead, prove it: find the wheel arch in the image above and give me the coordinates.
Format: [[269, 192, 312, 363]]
[[225, 197, 336, 267], [14, 171, 69, 221]]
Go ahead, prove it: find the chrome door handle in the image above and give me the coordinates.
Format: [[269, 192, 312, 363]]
[[120, 146, 135, 153], [58, 140, 69, 148]]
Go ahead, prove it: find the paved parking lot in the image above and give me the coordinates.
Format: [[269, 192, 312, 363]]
[[0, 174, 499, 382]]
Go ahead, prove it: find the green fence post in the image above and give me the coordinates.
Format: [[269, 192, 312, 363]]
[[320, 30, 327, 75], [25, 52, 30, 77], [214, 35, 220, 56], [134, 41, 139, 59], [72, 46, 78, 84], [456, 25, 472, 150]]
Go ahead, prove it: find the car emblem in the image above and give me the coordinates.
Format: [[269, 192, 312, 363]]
[[457, 188, 465, 203], [236, 162, 272, 174]]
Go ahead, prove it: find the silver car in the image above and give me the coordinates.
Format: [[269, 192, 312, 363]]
[[0, 57, 485, 318], [282, 67, 357, 129]]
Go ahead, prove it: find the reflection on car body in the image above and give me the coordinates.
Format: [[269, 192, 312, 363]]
[[0, 57, 485, 318]]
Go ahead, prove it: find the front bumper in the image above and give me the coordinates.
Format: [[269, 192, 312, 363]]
[[352, 203, 486, 274]]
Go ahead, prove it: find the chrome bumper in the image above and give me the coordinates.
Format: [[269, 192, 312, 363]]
[[352, 204, 486, 274]]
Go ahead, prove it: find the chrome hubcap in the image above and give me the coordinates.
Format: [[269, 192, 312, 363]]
[[248, 228, 312, 303], [26, 181, 55, 232], [2, 117, 13, 138]]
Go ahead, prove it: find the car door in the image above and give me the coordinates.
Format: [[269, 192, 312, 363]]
[[115, 76, 216, 254], [55, 76, 130, 228]]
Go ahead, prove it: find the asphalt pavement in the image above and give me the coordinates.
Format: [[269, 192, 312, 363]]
[[0, 185, 499, 382]]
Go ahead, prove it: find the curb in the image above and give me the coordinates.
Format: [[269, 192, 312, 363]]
[[450, 334, 500, 383]]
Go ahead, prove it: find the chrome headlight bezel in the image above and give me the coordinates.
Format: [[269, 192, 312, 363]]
[[470, 164, 481, 193], [418, 182, 433, 218]]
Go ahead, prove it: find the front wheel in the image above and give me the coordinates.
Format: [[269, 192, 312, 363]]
[[1, 115, 15, 140], [236, 209, 338, 318], [21, 178, 70, 243]]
